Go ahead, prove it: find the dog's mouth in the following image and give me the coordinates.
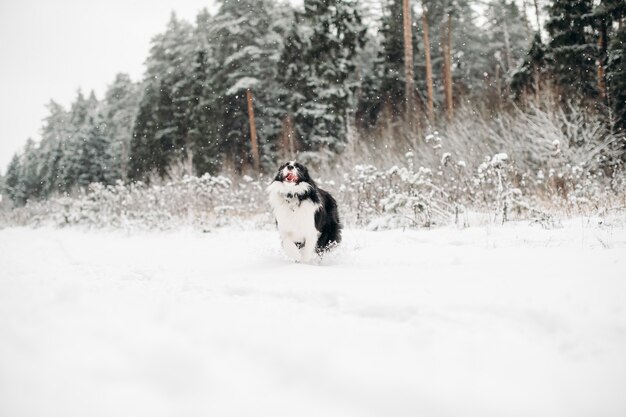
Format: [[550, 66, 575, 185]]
[[284, 172, 299, 183]]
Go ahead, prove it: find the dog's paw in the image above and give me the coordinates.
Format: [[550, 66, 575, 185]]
[[282, 240, 302, 262], [299, 249, 320, 265]]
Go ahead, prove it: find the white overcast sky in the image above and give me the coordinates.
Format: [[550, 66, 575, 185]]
[[0, 0, 222, 172]]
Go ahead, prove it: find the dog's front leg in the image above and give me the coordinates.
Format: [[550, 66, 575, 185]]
[[281, 239, 302, 262], [300, 235, 318, 263]]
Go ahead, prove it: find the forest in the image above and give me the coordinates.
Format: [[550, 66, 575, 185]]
[[1, 0, 625, 229]]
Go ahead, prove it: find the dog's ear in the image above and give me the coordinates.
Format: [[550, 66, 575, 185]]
[[294, 162, 309, 179], [273, 163, 287, 182]]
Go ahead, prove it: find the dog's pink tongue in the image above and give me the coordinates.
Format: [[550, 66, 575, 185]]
[[286, 173, 298, 182]]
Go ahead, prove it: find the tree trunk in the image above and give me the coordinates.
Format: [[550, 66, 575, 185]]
[[597, 19, 608, 103], [503, 24, 512, 98], [521, 0, 532, 39], [120, 141, 128, 182], [503, 24, 513, 72], [533, 63, 541, 104], [442, 12, 453, 120], [184, 133, 194, 176], [421, 4, 434, 123], [246, 88, 260, 173], [281, 114, 295, 159], [533, 0, 541, 38], [402, 0, 415, 125], [495, 64, 502, 103]]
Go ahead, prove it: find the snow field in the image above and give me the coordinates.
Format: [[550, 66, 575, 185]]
[[1, 218, 625, 417]]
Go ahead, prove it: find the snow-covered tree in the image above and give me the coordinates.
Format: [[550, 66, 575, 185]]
[[295, 0, 366, 160], [59, 90, 99, 191], [419, 0, 489, 112], [130, 13, 195, 180], [355, 78, 382, 130], [593, 1, 614, 100], [607, 23, 626, 135], [75, 111, 115, 187], [545, 0, 597, 99], [185, 8, 220, 175], [595, 0, 625, 137], [19, 139, 43, 200], [376, 0, 421, 120], [102, 73, 140, 182], [4, 154, 26, 206], [510, 33, 548, 99], [484, 0, 529, 98], [448, 1, 490, 98], [277, 12, 314, 152], [39, 100, 69, 196], [210, 0, 289, 172]]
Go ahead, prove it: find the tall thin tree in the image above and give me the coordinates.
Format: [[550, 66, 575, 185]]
[[246, 88, 260, 172], [533, 0, 542, 38], [421, 1, 434, 123], [442, 11, 453, 119], [403, 0, 416, 125]]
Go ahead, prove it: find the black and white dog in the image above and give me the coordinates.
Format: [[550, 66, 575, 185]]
[[267, 161, 342, 263]]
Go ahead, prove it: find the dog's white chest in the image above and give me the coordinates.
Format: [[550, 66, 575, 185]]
[[285, 195, 300, 212], [269, 194, 320, 242]]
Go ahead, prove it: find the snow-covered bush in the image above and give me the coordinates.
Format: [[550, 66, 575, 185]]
[[0, 174, 271, 230], [1, 100, 624, 231], [333, 158, 452, 229], [332, 99, 625, 227]]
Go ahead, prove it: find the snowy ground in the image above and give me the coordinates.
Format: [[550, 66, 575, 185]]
[[1, 218, 626, 417]]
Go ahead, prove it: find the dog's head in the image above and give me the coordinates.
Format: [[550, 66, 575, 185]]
[[267, 161, 315, 196], [272, 161, 313, 186]]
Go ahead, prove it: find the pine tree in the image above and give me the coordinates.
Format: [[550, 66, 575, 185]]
[[484, 0, 529, 99], [594, 0, 626, 135], [102, 73, 140, 182], [298, 0, 366, 159], [421, 2, 435, 122], [129, 13, 195, 180], [20, 139, 42, 201], [448, 0, 489, 98], [546, 0, 597, 98], [39, 100, 69, 196], [0, 173, 5, 206], [187, 8, 220, 175], [376, 0, 421, 120], [510, 33, 548, 100], [259, 5, 293, 166], [354, 80, 381, 130], [210, 0, 288, 171], [76, 111, 115, 187], [442, 9, 454, 119], [402, 0, 416, 124], [421, 0, 488, 111], [129, 84, 160, 181], [277, 12, 315, 150], [4, 154, 26, 206], [354, 40, 384, 130], [606, 23, 626, 133], [59, 90, 92, 191]]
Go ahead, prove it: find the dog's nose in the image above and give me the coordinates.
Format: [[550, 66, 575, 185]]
[[287, 165, 294, 170]]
